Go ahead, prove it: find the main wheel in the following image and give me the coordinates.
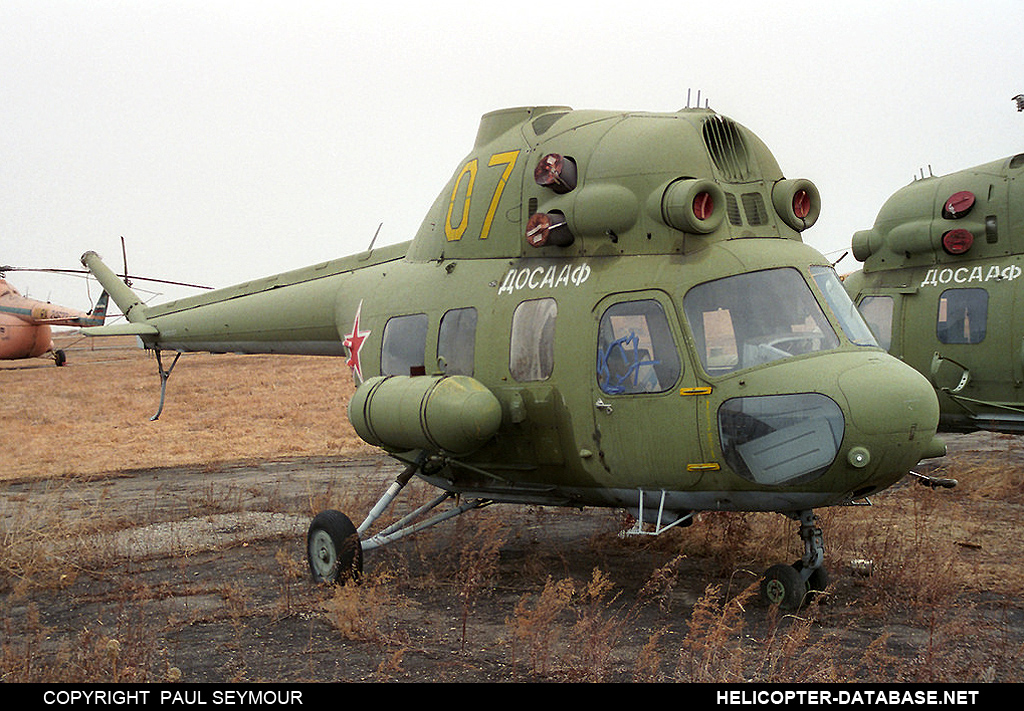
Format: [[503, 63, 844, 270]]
[[760, 563, 806, 610], [794, 560, 829, 595], [307, 510, 363, 584]]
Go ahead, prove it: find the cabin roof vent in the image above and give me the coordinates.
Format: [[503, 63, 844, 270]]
[[702, 115, 753, 182]]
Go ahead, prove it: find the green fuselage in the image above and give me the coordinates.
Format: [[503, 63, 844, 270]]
[[83, 106, 943, 520]]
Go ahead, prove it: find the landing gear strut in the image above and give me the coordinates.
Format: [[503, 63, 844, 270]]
[[306, 456, 491, 584], [149, 349, 181, 421], [760, 510, 828, 610]]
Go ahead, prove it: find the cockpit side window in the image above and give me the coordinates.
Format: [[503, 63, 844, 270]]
[[597, 299, 681, 395], [937, 288, 988, 344], [683, 268, 839, 375], [510, 298, 556, 381]]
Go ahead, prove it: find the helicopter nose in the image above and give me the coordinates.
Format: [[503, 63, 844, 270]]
[[838, 354, 944, 470]]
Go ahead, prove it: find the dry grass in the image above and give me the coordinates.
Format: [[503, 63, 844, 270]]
[[0, 334, 374, 481]]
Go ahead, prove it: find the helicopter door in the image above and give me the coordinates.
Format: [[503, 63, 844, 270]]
[[933, 286, 1006, 397], [590, 292, 703, 486]]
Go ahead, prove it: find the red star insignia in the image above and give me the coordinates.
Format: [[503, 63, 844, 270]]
[[342, 301, 371, 382]]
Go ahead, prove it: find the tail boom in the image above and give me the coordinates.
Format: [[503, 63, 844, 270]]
[[77, 249, 385, 356]]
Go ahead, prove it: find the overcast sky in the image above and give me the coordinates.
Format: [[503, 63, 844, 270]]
[[2, 0, 1021, 310]]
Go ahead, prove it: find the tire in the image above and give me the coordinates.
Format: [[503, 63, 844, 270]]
[[307, 510, 363, 584], [760, 563, 807, 610], [794, 560, 829, 595]]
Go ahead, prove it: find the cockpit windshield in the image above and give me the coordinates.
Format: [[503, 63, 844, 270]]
[[683, 267, 839, 375]]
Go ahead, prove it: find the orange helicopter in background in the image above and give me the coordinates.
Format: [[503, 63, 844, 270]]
[[3, 239, 212, 366], [0, 274, 108, 366]]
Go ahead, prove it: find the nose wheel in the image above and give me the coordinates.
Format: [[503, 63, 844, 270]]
[[761, 563, 808, 609], [760, 510, 828, 610]]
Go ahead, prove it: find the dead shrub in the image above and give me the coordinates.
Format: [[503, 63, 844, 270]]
[[455, 516, 507, 652], [563, 568, 622, 682], [322, 568, 407, 646], [506, 576, 575, 677], [676, 583, 752, 682]]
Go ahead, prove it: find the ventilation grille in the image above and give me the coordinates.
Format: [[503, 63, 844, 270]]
[[702, 115, 753, 182], [725, 193, 742, 225], [741, 193, 768, 225]]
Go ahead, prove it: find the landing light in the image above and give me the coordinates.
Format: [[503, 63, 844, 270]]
[[941, 228, 974, 255]]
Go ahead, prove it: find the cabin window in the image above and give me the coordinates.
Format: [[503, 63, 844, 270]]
[[856, 296, 894, 350], [510, 298, 556, 381], [597, 300, 681, 395], [381, 313, 428, 376], [683, 268, 839, 375], [438, 307, 477, 376], [810, 266, 878, 347], [937, 288, 988, 344]]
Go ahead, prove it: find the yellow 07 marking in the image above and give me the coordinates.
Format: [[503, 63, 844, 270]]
[[445, 159, 478, 242], [480, 150, 520, 240], [445, 150, 520, 242]]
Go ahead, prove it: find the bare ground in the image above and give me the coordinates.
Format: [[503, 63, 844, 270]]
[[2, 336, 1024, 683]]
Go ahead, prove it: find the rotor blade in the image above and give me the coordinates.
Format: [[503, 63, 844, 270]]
[[0, 266, 212, 290]]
